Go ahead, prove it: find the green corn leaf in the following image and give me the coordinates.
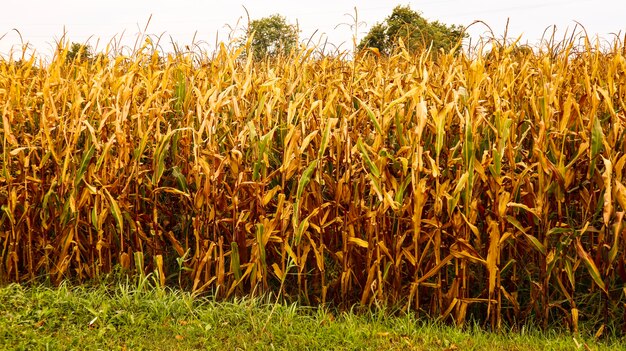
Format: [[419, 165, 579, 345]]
[[434, 112, 445, 157], [297, 160, 318, 200], [60, 193, 75, 226], [133, 132, 150, 162], [354, 97, 382, 134], [357, 138, 380, 178], [97, 136, 116, 171], [103, 187, 123, 234], [256, 224, 266, 270], [591, 115, 603, 159], [293, 160, 318, 231], [394, 111, 405, 146], [294, 216, 310, 245], [74, 145, 95, 187], [394, 176, 412, 204], [564, 260, 575, 289], [589, 115, 604, 177], [463, 119, 474, 207], [91, 205, 98, 230], [575, 238, 606, 293], [152, 129, 180, 185], [247, 121, 258, 140], [318, 118, 333, 160], [492, 148, 502, 175], [1, 204, 14, 226], [524, 233, 546, 255], [41, 179, 58, 223], [171, 166, 188, 193], [231, 242, 242, 281], [506, 215, 528, 234]]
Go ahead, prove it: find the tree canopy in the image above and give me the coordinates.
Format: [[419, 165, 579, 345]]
[[66, 42, 93, 63], [246, 14, 299, 59], [358, 6, 466, 55]]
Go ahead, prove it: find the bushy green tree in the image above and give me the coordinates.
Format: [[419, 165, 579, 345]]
[[246, 14, 299, 59], [358, 6, 465, 55], [66, 42, 93, 63]]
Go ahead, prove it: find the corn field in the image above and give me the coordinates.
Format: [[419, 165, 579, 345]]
[[2, 37, 626, 331]]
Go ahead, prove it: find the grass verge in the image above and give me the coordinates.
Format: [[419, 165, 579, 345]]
[[0, 280, 623, 350]]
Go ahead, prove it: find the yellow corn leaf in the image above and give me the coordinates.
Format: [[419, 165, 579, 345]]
[[2, 110, 17, 145], [437, 298, 458, 322], [154, 187, 191, 198], [164, 231, 185, 257], [615, 180, 626, 211], [615, 153, 626, 181], [155, 255, 165, 287], [416, 254, 453, 284], [450, 244, 487, 265], [507, 202, 540, 220], [595, 324, 605, 339], [271, 263, 283, 281], [486, 219, 500, 317], [453, 172, 469, 195], [381, 87, 419, 116], [348, 237, 369, 248], [299, 130, 319, 154]]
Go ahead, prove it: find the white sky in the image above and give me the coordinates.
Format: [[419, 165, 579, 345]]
[[1, 0, 625, 58]]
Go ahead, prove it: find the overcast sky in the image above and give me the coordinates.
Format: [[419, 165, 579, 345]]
[[1, 0, 625, 58]]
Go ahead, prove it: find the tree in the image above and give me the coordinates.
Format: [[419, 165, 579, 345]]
[[66, 42, 93, 63], [358, 6, 466, 55], [246, 14, 299, 59]]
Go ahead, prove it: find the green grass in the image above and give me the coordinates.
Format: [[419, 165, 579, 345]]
[[0, 279, 623, 350]]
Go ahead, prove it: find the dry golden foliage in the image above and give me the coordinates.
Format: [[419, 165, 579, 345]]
[[2, 39, 626, 330]]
